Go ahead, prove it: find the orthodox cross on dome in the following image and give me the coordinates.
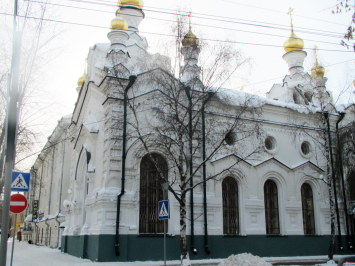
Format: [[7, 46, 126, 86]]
[[313, 45, 319, 64], [287, 7, 294, 31], [188, 11, 192, 31]]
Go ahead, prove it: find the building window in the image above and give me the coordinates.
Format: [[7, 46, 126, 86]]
[[304, 91, 313, 103], [139, 153, 167, 233], [301, 141, 311, 155], [301, 183, 315, 235], [265, 136, 276, 151], [224, 132, 236, 146], [222, 177, 239, 235], [264, 180, 280, 235]]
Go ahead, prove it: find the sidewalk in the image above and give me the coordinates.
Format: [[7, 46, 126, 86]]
[[4, 239, 346, 266]]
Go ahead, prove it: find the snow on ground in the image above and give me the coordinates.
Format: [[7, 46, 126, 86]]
[[3, 238, 349, 266], [218, 253, 272, 266]]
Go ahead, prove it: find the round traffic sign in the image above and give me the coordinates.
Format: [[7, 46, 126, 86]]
[[10, 194, 28, 214]]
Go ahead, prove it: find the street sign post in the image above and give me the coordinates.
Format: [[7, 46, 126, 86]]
[[158, 200, 169, 220], [11, 172, 30, 192], [10, 194, 28, 214], [159, 200, 169, 266]]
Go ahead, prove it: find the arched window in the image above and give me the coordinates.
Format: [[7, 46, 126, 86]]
[[264, 180, 280, 235], [139, 153, 167, 233], [301, 183, 315, 235], [222, 177, 239, 235]]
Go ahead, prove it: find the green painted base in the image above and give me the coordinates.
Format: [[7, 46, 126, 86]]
[[61, 234, 355, 262]]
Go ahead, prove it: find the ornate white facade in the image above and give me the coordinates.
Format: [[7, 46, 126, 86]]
[[24, 1, 355, 262]]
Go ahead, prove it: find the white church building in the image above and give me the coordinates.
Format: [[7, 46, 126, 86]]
[[23, 0, 355, 262]]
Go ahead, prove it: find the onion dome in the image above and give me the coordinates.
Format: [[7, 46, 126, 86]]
[[110, 9, 128, 31], [182, 12, 199, 47], [77, 72, 85, 87], [311, 63, 325, 78], [311, 46, 325, 78], [283, 7, 304, 53], [118, 0, 144, 9], [283, 31, 304, 53]]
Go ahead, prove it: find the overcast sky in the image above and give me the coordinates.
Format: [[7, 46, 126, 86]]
[[2, 0, 355, 169]]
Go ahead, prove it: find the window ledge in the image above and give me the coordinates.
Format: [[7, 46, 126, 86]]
[[137, 234, 175, 238], [223, 234, 247, 237], [266, 234, 287, 237]]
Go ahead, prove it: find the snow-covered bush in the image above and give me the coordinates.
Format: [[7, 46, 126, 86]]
[[218, 253, 272, 266]]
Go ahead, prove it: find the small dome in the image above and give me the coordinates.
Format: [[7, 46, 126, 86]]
[[118, 0, 143, 9], [311, 64, 325, 78], [182, 29, 199, 47], [283, 31, 304, 53], [110, 10, 128, 31], [77, 72, 85, 87]]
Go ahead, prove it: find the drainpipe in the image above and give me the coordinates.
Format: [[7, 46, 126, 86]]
[[36, 160, 44, 245], [336, 113, 352, 248], [202, 92, 214, 255], [115, 75, 137, 256], [44, 218, 50, 246], [56, 126, 67, 248], [324, 112, 343, 250], [183, 87, 196, 254], [45, 145, 55, 247]]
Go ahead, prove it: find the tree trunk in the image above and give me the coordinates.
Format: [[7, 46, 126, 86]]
[[180, 192, 191, 266], [328, 181, 335, 261]]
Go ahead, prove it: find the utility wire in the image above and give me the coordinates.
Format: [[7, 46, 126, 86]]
[[62, 0, 350, 28], [23, 0, 349, 47], [1, 12, 354, 53], [51, 0, 348, 38], [221, 0, 349, 27]]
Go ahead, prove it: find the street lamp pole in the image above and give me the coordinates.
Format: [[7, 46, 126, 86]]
[[161, 180, 169, 266]]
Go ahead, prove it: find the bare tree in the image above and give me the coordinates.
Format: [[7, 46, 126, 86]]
[[287, 65, 345, 261], [0, 0, 65, 192], [108, 11, 264, 266], [332, 0, 355, 50]]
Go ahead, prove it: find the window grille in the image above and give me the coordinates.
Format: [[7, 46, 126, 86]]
[[301, 183, 315, 235], [264, 180, 280, 235], [222, 177, 239, 235], [139, 153, 167, 233]]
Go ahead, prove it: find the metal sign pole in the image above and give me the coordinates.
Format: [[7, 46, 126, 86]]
[[164, 219, 166, 266], [10, 214, 17, 266]]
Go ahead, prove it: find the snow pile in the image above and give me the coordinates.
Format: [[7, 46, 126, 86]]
[[218, 253, 272, 266]]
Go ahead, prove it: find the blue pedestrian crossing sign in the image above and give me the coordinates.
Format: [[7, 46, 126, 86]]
[[158, 200, 169, 220], [11, 172, 30, 192]]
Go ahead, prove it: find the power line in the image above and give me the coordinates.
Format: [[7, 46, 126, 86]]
[[221, 0, 349, 27], [23, 0, 349, 47], [241, 58, 355, 88], [63, 0, 350, 29], [2, 12, 354, 53], [51, 0, 348, 39]]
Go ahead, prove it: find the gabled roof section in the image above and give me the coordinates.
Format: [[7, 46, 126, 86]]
[[211, 153, 253, 166], [254, 157, 324, 172]]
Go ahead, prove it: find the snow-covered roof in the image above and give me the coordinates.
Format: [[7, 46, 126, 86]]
[[215, 87, 320, 114]]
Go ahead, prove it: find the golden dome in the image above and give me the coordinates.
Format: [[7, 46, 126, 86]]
[[311, 46, 325, 78], [182, 29, 199, 47], [311, 64, 325, 78], [182, 12, 199, 47], [77, 72, 85, 87], [283, 31, 304, 53], [110, 9, 128, 31], [118, 0, 143, 9]]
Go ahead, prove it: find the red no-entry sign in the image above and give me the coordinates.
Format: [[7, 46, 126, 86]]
[[10, 194, 28, 214]]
